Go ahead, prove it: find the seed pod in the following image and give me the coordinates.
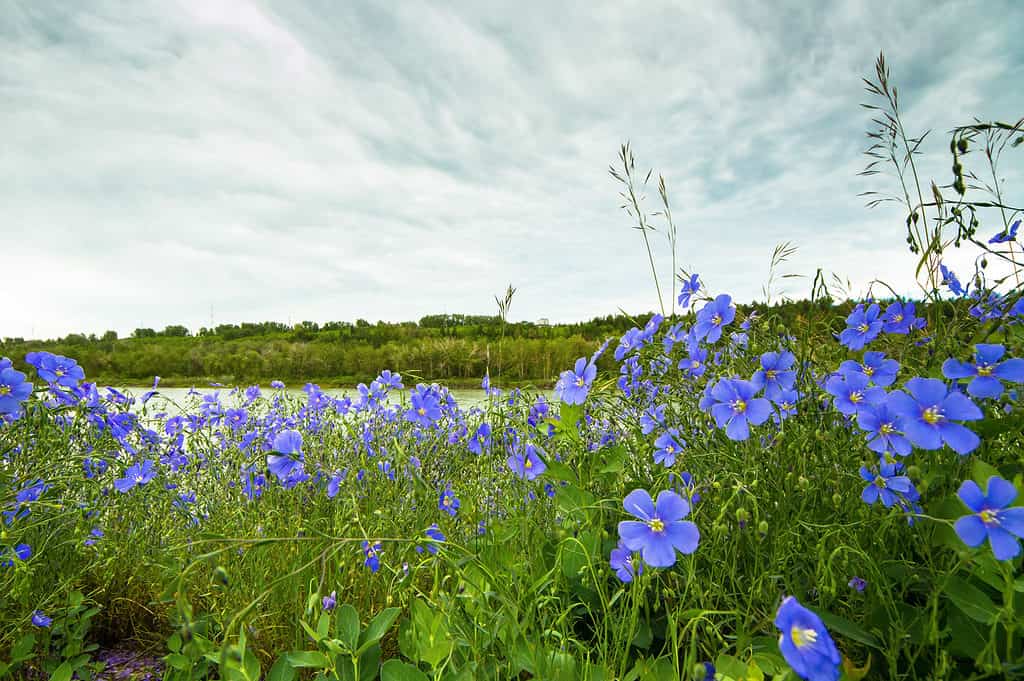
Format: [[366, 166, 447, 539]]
[[832, 493, 842, 507], [213, 566, 229, 587], [757, 520, 769, 535], [957, 138, 968, 153]]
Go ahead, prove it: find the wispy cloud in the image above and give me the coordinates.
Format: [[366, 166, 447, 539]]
[[2, 0, 1022, 339]]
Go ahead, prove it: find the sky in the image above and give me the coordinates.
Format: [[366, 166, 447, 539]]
[[3, 0, 1023, 340]]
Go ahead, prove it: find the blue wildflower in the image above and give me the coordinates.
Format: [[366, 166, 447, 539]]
[[838, 303, 883, 350], [362, 541, 381, 573], [838, 351, 899, 387], [555, 357, 596, 405], [988, 219, 1020, 244], [114, 460, 157, 493], [468, 423, 491, 455], [955, 476, 1024, 561], [940, 263, 966, 297], [881, 301, 924, 335], [677, 273, 701, 309], [617, 489, 699, 568], [856, 402, 912, 456], [887, 378, 982, 455], [267, 430, 304, 482], [32, 610, 52, 628], [708, 378, 771, 441], [859, 463, 917, 507], [439, 487, 460, 516], [614, 328, 643, 361], [322, 590, 337, 611], [507, 443, 546, 481], [609, 541, 642, 583], [774, 596, 841, 681], [0, 362, 33, 415], [653, 428, 685, 467], [752, 351, 796, 401], [824, 372, 886, 416], [942, 343, 1024, 399], [693, 294, 735, 343]]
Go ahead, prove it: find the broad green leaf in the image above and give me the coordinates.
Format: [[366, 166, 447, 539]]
[[944, 575, 999, 624], [971, 459, 1001, 488], [11, 633, 36, 661], [266, 656, 296, 681], [380, 659, 429, 681], [336, 604, 360, 652], [285, 651, 331, 669], [357, 607, 401, 655], [807, 607, 881, 650], [50, 662, 74, 681]]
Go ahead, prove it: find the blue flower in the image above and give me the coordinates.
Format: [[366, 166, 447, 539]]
[[322, 590, 337, 611], [677, 273, 701, 309], [859, 463, 917, 508], [848, 576, 867, 593], [678, 347, 708, 378], [838, 303, 883, 350], [887, 378, 982, 454], [940, 263, 966, 297], [639, 404, 665, 435], [417, 524, 446, 555], [617, 489, 699, 568], [988, 219, 1020, 244], [609, 541, 643, 583], [468, 423, 491, 455], [267, 430, 304, 482], [555, 357, 597, 405], [362, 541, 381, 572], [27, 352, 85, 387], [653, 428, 685, 467], [773, 389, 801, 422], [1, 543, 31, 567], [114, 460, 157, 493], [406, 390, 441, 427], [693, 294, 735, 343], [955, 476, 1024, 561], [881, 301, 924, 335], [439, 487, 460, 516], [856, 403, 912, 456], [32, 610, 52, 628], [614, 328, 643, 361], [774, 597, 841, 681], [824, 372, 886, 415], [838, 351, 899, 387], [507, 443, 546, 481], [942, 344, 1024, 399], [0, 362, 33, 415], [752, 351, 796, 401], [707, 378, 771, 441]]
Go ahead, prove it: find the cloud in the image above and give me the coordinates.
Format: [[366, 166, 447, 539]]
[[1, 0, 1021, 339]]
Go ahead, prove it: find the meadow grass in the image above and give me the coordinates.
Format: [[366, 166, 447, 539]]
[[1, 53, 1023, 681]]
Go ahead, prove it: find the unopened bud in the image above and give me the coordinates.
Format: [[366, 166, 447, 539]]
[[757, 520, 769, 535], [957, 138, 968, 153]]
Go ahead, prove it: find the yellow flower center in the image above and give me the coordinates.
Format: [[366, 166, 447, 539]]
[[980, 509, 999, 525], [781, 402, 793, 410], [862, 365, 874, 376], [442, 497, 450, 506], [892, 313, 903, 322], [0, 385, 10, 396], [417, 407, 426, 416], [791, 625, 818, 648], [732, 399, 747, 414], [711, 314, 722, 325], [524, 458, 532, 469], [575, 376, 585, 387], [857, 323, 869, 333], [874, 475, 886, 488], [880, 423, 895, 435], [977, 365, 994, 377], [850, 391, 863, 403], [922, 406, 943, 425], [766, 370, 778, 380], [691, 360, 701, 369], [648, 518, 665, 533], [666, 445, 675, 455]]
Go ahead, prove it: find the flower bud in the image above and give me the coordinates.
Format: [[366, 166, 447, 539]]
[[213, 566, 229, 587], [757, 520, 769, 535], [832, 493, 842, 507], [957, 138, 968, 153]]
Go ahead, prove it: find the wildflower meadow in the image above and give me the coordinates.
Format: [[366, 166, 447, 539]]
[[2, 54, 1024, 681]]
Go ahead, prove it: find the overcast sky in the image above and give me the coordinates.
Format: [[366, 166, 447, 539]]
[[3, 0, 1022, 340]]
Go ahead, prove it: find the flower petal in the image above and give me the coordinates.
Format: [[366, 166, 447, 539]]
[[654, 490, 690, 522], [985, 476, 1019, 509], [954, 515, 987, 547], [617, 521, 650, 551], [664, 520, 700, 555], [987, 526, 1022, 561], [940, 422, 980, 455], [622, 489, 655, 520], [957, 480, 985, 513]]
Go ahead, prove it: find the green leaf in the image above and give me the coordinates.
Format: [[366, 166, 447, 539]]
[[50, 662, 74, 681], [336, 604, 360, 652], [166, 654, 191, 671], [357, 607, 401, 655], [380, 659, 429, 681], [714, 654, 748, 680], [971, 459, 1001, 488], [11, 634, 36, 661], [166, 632, 182, 654], [944, 575, 999, 624], [542, 459, 577, 484], [285, 651, 331, 669], [807, 607, 881, 650], [266, 656, 296, 681]]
